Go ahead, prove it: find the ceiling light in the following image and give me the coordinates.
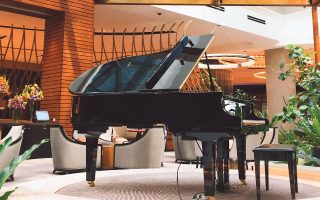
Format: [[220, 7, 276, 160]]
[[253, 71, 266, 79], [198, 54, 255, 69]]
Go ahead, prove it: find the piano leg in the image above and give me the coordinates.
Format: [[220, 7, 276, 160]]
[[216, 139, 224, 192], [217, 138, 230, 192], [85, 134, 99, 186], [235, 135, 246, 183], [202, 141, 216, 197], [223, 138, 230, 186]]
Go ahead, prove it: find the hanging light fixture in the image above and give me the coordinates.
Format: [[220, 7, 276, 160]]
[[198, 54, 255, 69], [253, 71, 267, 79]]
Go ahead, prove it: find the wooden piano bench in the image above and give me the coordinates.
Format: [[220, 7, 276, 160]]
[[253, 144, 298, 200]]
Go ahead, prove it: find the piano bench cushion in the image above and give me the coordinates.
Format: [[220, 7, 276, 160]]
[[254, 144, 296, 152]]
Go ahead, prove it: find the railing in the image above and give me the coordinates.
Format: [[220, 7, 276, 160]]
[[0, 21, 189, 91], [0, 25, 44, 92], [93, 21, 189, 65]]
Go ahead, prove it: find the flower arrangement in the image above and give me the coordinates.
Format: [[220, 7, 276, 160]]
[[8, 94, 27, 111], [0, 75, 10, 98], [22, 83, 44, 121], [22, 83, 44, 101], [7, 94, 27, 122]]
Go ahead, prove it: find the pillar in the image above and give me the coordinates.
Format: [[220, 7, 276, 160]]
[[265, 48, 296, 129], [41, 1, 95, 136]]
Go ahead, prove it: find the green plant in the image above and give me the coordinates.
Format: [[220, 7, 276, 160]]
[[227, 89, 268, 133], [0, 137, 48, 200], [256, 111, 278, 128], [275, 45, 320, 165], [226, 89, 256, 117], [233, 89, 257, 102], [294, 101, 320, 147], [276, 45, 320, 124]]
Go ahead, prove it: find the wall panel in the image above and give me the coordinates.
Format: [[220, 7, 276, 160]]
[[4, 0, 95, 136]]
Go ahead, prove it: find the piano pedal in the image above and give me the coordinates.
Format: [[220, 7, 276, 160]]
[[87, 181, 95, 187], [240, 179, 247, 185], [192, 192, 214, 200]]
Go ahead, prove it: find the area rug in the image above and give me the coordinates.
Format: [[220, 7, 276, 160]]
[[57, 171, 320, 200]]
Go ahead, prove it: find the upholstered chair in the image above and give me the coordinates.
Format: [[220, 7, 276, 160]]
[[229, 131, 270, 169], [261, 127, 279, 145], [114, 126, 166, 169], [0, 125, 24, 181], [72, 128, 113, 145], [50, 126, 102, 173], [173, 135, 198, 162]]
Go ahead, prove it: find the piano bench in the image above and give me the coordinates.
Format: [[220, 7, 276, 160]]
[[253, 144, 298, 200]]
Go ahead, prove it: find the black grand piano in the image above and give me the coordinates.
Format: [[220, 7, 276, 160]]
[[69, 34, 268, 197]]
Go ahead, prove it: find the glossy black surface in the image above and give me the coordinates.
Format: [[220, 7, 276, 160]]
[[70, 35, 214, 94], [70, 34, 268, 197], [72, 91, 241, 132]]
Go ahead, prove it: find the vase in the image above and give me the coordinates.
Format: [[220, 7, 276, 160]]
[[29, 100, 34, 121], [12, 110, 20, 123]]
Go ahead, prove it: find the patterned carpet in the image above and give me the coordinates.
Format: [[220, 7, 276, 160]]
[[57, 171, 320, 200]]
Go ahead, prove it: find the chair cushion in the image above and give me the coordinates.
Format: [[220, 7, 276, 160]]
[[254, 144, 296, 152], [114, 137, 128, 144]]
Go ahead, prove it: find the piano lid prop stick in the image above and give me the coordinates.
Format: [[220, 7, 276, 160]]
[[205, 52, 215, 92]]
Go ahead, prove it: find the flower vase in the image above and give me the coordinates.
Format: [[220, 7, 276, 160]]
[[29, 101, 34, 122], [13, 110, 20, 123]]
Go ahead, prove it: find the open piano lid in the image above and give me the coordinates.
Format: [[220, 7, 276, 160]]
[[69, 34, 214, 95]]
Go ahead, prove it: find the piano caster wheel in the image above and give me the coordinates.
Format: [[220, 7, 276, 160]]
[[88, 181, 95, 187], [240, 179, 247, 185]]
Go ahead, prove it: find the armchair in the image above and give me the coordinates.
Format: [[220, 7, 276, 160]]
[[114, 126, 166, 169], [50, 126, 102, 173], [0, 125, 23, 181], [173, 135, 198, 163], [229, 129, 277, 169]]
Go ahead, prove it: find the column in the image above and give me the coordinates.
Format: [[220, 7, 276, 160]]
[[265, 48, 296, 129]]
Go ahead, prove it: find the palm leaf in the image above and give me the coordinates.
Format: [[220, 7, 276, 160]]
[[0, 138, 12, 154], [0, 139, 48, 187], [0, 188, 17, 200]]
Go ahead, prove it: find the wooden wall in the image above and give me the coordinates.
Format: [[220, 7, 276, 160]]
[[0, 0, 95, 135]]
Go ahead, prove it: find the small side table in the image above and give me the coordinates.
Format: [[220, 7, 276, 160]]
[[253, 144, 298, 200], [101, 143, 114, 170]]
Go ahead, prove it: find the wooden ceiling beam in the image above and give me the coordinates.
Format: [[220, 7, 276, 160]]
[[311, 0, 320, 5], [95, 0, 311, 6]]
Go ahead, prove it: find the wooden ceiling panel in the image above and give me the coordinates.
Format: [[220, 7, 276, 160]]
[[95, 0, 310, 6]]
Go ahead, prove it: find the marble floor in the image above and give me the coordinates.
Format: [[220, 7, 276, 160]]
[[1, 152, 320, 200]]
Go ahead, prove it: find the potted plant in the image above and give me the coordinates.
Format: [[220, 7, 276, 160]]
[[276, 45, 320, 161], [0, 137, 48, 199]]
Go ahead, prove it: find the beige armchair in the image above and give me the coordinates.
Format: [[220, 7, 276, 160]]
[[229, 131, 267, 169], [50, 126, 102, 173], [173, 135, 198, 163], [114, 126, 166, 169], [0, 125, 24, 181]]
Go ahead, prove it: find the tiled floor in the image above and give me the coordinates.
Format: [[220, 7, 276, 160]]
[[2, 152, 320, 200]]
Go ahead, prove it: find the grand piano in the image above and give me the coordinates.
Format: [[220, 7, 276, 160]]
[[69, 34, 268, 197]]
